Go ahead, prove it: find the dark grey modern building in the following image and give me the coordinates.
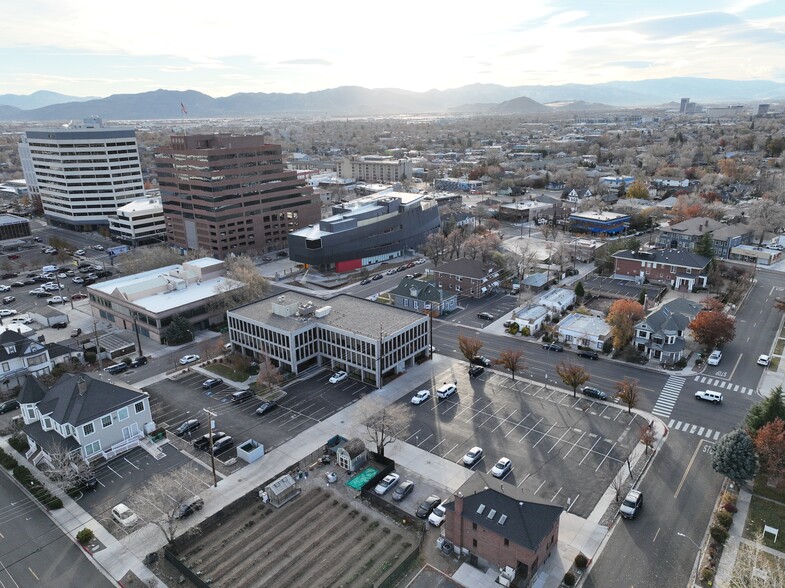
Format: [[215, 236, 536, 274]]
[[287, 192, 440, 272]]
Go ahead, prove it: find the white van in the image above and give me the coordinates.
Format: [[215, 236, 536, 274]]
[[695, 390, 723, 404], [41, 265, 58, 274]]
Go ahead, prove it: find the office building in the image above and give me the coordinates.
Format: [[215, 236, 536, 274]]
[[109, 196, 166, 247], [337, 156, 412, 183], [18, 118, 145, 230], [156, 134, 320, 257]]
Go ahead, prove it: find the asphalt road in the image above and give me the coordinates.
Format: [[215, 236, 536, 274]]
[[0, 471, 113, 588]]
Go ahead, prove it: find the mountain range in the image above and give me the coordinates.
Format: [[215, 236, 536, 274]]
[[1, 78, 783, 121]]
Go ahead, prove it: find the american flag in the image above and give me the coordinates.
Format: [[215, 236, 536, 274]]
[[180, 102, 188, 116]]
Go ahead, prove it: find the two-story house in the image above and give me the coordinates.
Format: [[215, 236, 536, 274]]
[[0, 330, 81, 392], [634, 298, 702, 364], [656, 217, 752, 258], [431, 258, 500, 299], [19, 374, 153, 465], [388, 277, 457, 317], [444, 472, 562, 587], [612, 248, 711, 291]]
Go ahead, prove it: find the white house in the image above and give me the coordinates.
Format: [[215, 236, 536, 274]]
[[0, 330, 81, 392], [513, 305, 550, 333], [19, 374, 153, 465], [557, 313, 610, 350], [538, 288, 576, 314]]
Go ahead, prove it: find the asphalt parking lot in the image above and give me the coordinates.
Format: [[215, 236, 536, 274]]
[[144, 368, 374, 466], [393, 366, 645, 518], [441, 291, 519, 330]]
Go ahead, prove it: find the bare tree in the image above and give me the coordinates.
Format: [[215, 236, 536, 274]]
[[422, 232, 447, 266], [747, 198, 785, 246], [445, 227, 467, 260], [129, 466, 204, 545], [43, 443, 93, 492], [210, 254, 270, 314], [495, 348, 524, 380], [616, 377, 640, 413], [358, 402, 408, 458], [640, 425, 655, 455], [255, 348, 283, 394], [457, 334, 483, 365], [119, 245, 190, 275], [555, 361, 590, 397], [610, 469, 625, 503]]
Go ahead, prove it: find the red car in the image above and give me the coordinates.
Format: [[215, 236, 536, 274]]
[[7, 255, 19, 260]]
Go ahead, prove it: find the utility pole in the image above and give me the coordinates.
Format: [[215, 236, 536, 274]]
[[132, 313, 143, 358], [203, 408, 218, 487], [92, 320, 103, 371]]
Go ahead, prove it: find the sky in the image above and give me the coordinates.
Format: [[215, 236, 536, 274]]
[[3, 0, 785, 98]]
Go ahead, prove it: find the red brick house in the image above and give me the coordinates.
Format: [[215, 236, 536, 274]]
[[431, 258, 501, 299], [612, 248, 710, 290], [443, 473, 562, 587]]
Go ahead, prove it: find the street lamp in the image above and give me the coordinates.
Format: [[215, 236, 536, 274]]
[[676, 532, 702, 576], [203, 408, 218, 487]]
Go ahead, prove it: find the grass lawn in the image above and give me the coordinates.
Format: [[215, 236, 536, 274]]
[[204, 363, 249, 382], [771, 357, 781, 372], [775, 339, 785, 355], [744, 494, 785, 550], [753, 474, 785, 502]]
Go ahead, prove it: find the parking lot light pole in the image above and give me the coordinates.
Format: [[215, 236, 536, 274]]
[[676, 532, 702, 577], [203, 408, 218, 487]]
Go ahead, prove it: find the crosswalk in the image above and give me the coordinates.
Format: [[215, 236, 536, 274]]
[[693, 376, 754, 396], [651, 376, 685, 418], [668, 419, 722, 441]]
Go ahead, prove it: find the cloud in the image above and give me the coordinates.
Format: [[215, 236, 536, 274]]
[[605, 61, 655, 69], [278, 58, 332, 66], [502, 46, 540, 57]]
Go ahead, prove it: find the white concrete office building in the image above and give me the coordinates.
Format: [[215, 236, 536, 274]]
[[18, 117, 145, 231], [109, 196, 166, 246]]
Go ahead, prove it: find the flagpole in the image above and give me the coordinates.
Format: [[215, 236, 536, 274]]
[[180, 102, 188, 135]]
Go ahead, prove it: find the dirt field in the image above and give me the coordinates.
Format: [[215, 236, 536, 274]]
[[176, 486, 419, 588]]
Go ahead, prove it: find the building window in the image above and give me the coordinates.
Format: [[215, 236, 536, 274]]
[[83, 422, 95, 436], [101, 415, 112, 428], [472, 522, 477, 530], [504, 538, 509, 546], [134, 401, 145, 413], [472, 539, 477, 548], [84, 440, 101, 457], [42, 417, 51, 430], [1, 362, 8, 371], [117, 407, 129, 421]]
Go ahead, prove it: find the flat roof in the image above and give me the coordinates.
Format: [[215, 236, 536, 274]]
[[117, 198, 162, 213], [230, 292, 425, 339], [0, 214, 29, 225], [570, 211, 630, 222]]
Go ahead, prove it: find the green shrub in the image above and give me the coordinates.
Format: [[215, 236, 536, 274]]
[[542, 333, 552, 343], [13, 465, 33, 484], [8, 435, 29, 454], [0, 449, 17, 470], [76, 528, 94, 545], [84, 351, 97, 364], [521, 326, 531, 337], [602, 339, 613, 354], [574, 553, 589, 569], [563, 571, 576, 587], [716, 510, 733, 529], [508, 322, 519, 335], [710, 525, 729, 544], [122, 357, 131, 366], [701, 567, 715, 582]]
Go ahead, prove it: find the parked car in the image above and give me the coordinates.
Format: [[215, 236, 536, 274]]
[[577, 350, 599, 360], [212, 436, 234, 455], [70, 328, 82, 337], [130, 356, 148, 368], [360, 278, 371, 285], [230, 389, 254, 403], [329, 371, 348, 384], [462, 446, 484, 466], [477, 312, 494, 321], [104, 363, 128, 375], [174, 496, 204, 519], [374, 473, 400, 496], [707, 349, 722, 365], [201, 378, 224, 389], [620, 489, 643, 519], [93, 245, 105, 251], [436, 382, 457, 399], [193, 431, 226, 451], [74, 249, 85, 256], [471, 356, 491, 367], [0, 309, 17, 317], [51, 322, 68, 329], [468, 365, 485, 378], [428, 503, 447, 526], [371, 274, 383, 281], [179, 354, 200, 365], [411, 390, 431, 405], [256, 400, 278, 415], [112, 504, 138, 527], [758, 354, 771, 366], [491, 457, 512, 478], [542, 342, 564, 352], [415, 495, 442, 519], [392, 480, 414, 502], [72, 277, 84, 284], [0, 399, 19, 414], [12, 316, 33, 325], [582, 386, 608, 400], [71, 292, 88, 301], [2, 296, 15, 304], [47, 296, 66, 305], [174, 419, 201, 436]]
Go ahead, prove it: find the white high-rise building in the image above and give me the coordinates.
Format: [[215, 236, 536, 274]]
[[109, 195, 166, 246], [18, 117, 145, 231]]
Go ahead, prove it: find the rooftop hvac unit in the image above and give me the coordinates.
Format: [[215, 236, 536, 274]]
[[314, 306, 332, 318]]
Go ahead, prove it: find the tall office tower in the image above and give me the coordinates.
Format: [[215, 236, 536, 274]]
[[155, 134, 320, 257], [18, 117, 145, 231], [679, 98, 690, 113]]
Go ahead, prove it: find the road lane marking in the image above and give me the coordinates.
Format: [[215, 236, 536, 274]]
[[28, 567, 39, 581], [675, 439, 712, 498]]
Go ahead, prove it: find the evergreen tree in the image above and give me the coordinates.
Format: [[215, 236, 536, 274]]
[[162, 315, 193, 346], [745, 386, 785, 434], [574, 281, 585, 298], [694, 232, 715, 259], [712, 429, 759, 486]]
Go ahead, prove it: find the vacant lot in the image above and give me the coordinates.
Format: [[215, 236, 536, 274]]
[[177, 487, 418, 588]]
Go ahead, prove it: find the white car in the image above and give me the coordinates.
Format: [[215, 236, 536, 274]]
[[758, 354, 771, 366], [436, 382, 457, 399], [74, 249, 85, 256], [29, 288, 45, 295], [411, 390, 431, 405], [0, 285, 10, 292], [491, 457, 512, 478], [374, 472, 400, 495], [0, 309, 17, 317], [462, 446, 484, 466], [707, 350, 722, 366], [93, 245, 105, 251], [111, 503, 138, 527], [72, 277, 84, 284], [47, 296, 66, 305], [428, 503, 447, 526], [329, 371, 348, 384], [179, 354, 200, 365]]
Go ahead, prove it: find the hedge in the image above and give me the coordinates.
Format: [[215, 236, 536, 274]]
[[0, 448, 18, 470], [8, 435, 29, 454], [12, 465, 63, 510]]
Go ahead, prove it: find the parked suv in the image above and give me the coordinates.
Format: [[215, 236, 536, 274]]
[[436, 382, 457, 399], [471, 356, 491, 367], [707, 350, 722, 366], [620, 489, 643, 519], [104, 363, 128, 375], [231, 389, 254, 403]]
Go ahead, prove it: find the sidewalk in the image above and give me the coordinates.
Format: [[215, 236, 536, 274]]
[[714, 487, 752, 587]]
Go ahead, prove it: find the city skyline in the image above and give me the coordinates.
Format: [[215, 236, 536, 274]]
[[3, 0, 785, 98]]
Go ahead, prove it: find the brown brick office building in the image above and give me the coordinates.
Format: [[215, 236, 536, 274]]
[[155, 134, 320, 257]]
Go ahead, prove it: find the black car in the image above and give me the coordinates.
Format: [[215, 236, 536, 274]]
[[231, 389, 254, 402], [392, 480, 414, 502], [130, 356, 148, 368], [0, 272, 17, 279], [477, 312, 494, 321], [262, 255, 272, 261], [212, 436, 234, 455], [10, 282, 24, 288], [174, 496, 204, 519], [582, 386, 608, 400], [415, 495, 442, 519], [175, 419, 201, 436], [577, 350, 599, 360], [256, 400, 278, 415], [542, 342, 564, 352], [193, 431, 226, 451], [471, 356, 491, 367], [51, 322, 68, 329], [371, 274, 383, 281], [0, 399, 19, 414], [360, 278, 371, 285], [469, 365, 485, 378], [104, 363, 128, 375], [79, 475, 98, 492], [95, 270, 112, 278], [201, 378, 224, 390]]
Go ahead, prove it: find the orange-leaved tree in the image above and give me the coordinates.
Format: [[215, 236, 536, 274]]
[[689, 311, 736, 351], [606, 298, 645, 351], [457, 334, 483, 365], [495, 349, 524, 380], [753, 417, 785, 485], [555, 361, 590, 397]]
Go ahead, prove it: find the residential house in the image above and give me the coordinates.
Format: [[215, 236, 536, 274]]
[[513, 305, 550, 333], [432, 258, 501, 299], [522, 272, 550, 293], [612, 249, 711, 290], [561, 187, 593, 203], [443, 472, 562, 587], [634, 298, 701, 364], [0, 330, 81, 392], [388, 277, 457, 317], [19, 374, 153, 465], [441, 211, 474, 230], [656, 217, 752, 258], [538, 288, 576, 314], [557, 313, 610, 351]]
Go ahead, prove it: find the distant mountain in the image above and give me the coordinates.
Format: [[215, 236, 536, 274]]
[[545, 100, 615, 111], [0, 90, 97, 110], [2, 78, 784, 122]]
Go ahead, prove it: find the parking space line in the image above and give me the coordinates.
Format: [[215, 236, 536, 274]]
[[534, 480, 547, 494], [107, 465, 123, 479], [597, 405, 610, 417], [580, 437, 603, 465], [594, 441, 618, 472], [519, 417, 544, 442], [465, 401, 493, 422], [562, 432, 586, 460], [505, 413, 530, 438], [478, 405, 506, 427], [517, 472, 533, 488], [548, 429, 570, 453], [532, 423, 556, 448], [567, 494, 579, 512], [417, 434, 432, 447], [430, 439, 446, 453], [123, 457, 140, 470], [492, 409, 516, 432], [442, 443, 460, 459], [551, 487, 562, 502], [405, 429, 422, 443]]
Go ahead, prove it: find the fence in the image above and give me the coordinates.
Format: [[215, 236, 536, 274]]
[[163, 548, 211, 588]]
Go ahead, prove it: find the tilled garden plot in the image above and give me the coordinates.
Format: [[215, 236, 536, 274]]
[[178, 487, 417, 588]]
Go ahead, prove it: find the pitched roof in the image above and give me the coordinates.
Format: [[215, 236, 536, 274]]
[[664, 217, 724, 235], [444, 472, 562, 550], [612, 248, 711, 270], [432, 258, 497, 279], [21, 374, 146, 427], [388, 278, 453, 304], [0, 330, 47, 361]]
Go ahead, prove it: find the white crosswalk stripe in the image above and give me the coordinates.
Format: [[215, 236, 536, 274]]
[[693, 375, 753, 396], [668, 419, 723, 440], [652, 376, 686, 418]]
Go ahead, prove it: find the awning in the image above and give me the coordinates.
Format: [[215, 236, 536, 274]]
[[492, 281, 500, 288]]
